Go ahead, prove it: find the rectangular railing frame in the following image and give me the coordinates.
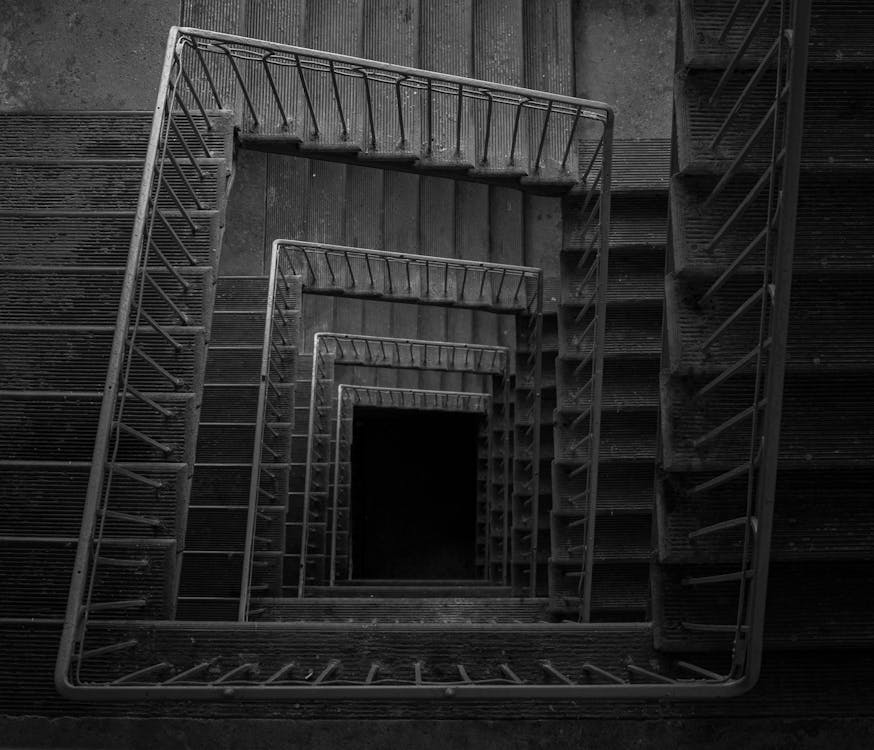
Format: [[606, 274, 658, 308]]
[[51, 15, 804, 697], [327, 385, 493, 586], [298, 334, 513, 597]]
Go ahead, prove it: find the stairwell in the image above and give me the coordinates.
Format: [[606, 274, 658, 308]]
[[3, 0, 874, 729], [655, 0, 874, 677]]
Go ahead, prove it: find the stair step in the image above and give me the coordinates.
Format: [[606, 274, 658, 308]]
[[657, 467, 874, 563], [1, 391, 195, 463], [0, 461, 187, 538], [675, 69, 874, 175], [558, 307, 661, 361], [671, 173, 874, 274], [0, 159, 227, 212], [0, 110, 234, 159], [205, 346, 267, 383], [214, 275, 292, 310], [561, 252, 664, 307], [0, 266, 212, 326], [662, 371, 874, 470], [564, 193, 668, 252], [175, 598, 240, 621], [554, 410, 658, 464], [0, 326, 205, 391], [551, 460, 654, 516], [185, 506, 283, 552], [577, 138, 670, 194], [551, 514, 652, 563], [253, 597, 554, 624], [555, 357, 659, 413], [210, 310, 269, 345], [0, 212, 222, 267], [0, 537, 175, 619], [666, 273, 874, 374], [678, 0, 874, 70], [188, 463, 291, 506], [299, 583, 513, 599], [653, 561, 874, 652], [549, 562, 650, 618], [177, 550, 246, 598]]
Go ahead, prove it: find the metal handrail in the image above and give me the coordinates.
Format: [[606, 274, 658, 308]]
[[278, 239, 542, 313], [238, 249, 299, 620], [677, 0, 811, 683], [59, 27, 221, 687], [560, 118, 612, 621], [298, 334, 513, 597], [179, 27, 611, 182], [328, 386, 493, 585]]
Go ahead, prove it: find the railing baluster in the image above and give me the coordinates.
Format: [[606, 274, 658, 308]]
[[262, 53, 290, 130], [294, 53, 319, 139], [221, 47, 259, 128]]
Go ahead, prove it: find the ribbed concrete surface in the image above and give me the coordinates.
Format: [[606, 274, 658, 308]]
[[0, 538, 175, 619], [667, 275, 874, 373], [658, 467, 874, 563], [676, 70, 874, 174], [0, 463, 187, 540], [671, 173, 874, 274], [653, 561, 874, 652], [254, 596, 553, 623], [680, 0, 874, 69], [664, 372, 874, 469]]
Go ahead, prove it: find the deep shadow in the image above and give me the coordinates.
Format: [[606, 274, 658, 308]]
[[350, 407, 479, 580]]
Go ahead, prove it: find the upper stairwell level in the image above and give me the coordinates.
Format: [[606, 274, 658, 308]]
[[178, 27, 613, 192]]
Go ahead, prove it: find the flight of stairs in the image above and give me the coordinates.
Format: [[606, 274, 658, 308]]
[[655, 0, 874, 666], [177, 274, 302, 619], [548, 140, 668, 620], [0, 108, 234, 652]]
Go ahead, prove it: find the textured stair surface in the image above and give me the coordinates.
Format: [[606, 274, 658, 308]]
[[653, 561, 874, 652], [675, 69, 874, 174], [657, 467, 874, 563], [678, 0, 874, 70], [254, 597, 554, 623], [670, 173, 874, 274], [657, 0, 874, 677]]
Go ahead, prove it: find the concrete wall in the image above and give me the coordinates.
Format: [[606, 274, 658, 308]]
[[574, 0, 675, 138], [0, 0, 179, 110]]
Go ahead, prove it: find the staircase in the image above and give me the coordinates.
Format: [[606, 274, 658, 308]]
[[549, 140, 669, 621], [177, 273, 302, 620], [656, 0, 874, 674], [0, 110, 233, 620]]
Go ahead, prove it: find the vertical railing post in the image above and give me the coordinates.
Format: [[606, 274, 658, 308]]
[[297, 334, 324, 597], [329, 386, 347, 586], [528, 275, 544, 595], [238, 244, 281, 621], [742, 0, 810, 682], [580, 118, 613, 622]]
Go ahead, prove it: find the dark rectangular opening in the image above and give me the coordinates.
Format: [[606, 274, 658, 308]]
[[350, 406, 479, 580]]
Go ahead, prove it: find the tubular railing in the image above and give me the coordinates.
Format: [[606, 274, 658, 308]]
[[328, 386, 492, 585], [59, 28, 225, 687], [676, 0, 810, 681], [279, 239, 543, 314], [560, 121, 613, 621], [46, 21, 770, 700], [273, 240, 543, 594], [238, 250, 299, 620], [298, 334, 511, 596], [177, 29, 611, 185]]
